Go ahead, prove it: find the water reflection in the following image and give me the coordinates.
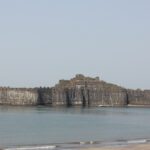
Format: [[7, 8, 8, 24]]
[[0, 105, 150, 147], [0, 105, 149, 116]]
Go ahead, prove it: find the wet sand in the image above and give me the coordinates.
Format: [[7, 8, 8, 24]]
[[80, 143, 150, 150]]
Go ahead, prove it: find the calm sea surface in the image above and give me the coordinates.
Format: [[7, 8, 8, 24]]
[[0, 106, 150, 149]]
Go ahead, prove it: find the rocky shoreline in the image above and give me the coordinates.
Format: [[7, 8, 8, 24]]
[[0, 74, 150, 106]]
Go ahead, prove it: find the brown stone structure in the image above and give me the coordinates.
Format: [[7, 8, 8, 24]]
[[127, 89, 150, 105], [51, 74, 127, 106], [0, 74, 149, 106], [0, 88, 38, 105]]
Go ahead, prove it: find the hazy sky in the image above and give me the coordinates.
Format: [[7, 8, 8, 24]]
[[0, 0, 150, 89]]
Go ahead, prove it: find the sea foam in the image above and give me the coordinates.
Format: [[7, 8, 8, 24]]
[[127, 139, 147, 144], [4, 145, 56, 150]]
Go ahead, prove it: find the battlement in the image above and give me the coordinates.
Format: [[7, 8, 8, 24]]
[[72, 74, 100, 81], [0, 74, 149, 107], [56, 74, 101, 88]]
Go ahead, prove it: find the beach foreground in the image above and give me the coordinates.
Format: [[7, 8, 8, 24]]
[[80, 143, 150, 150]]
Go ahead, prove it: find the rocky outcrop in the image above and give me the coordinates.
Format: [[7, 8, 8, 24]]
[[0, 74, 149, 106]]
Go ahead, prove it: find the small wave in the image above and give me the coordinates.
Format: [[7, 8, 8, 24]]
[[4, 145, 56, 150], [3, 139, 150, 150], [79, 142, 85, 145], [127, 139, 147, 144]]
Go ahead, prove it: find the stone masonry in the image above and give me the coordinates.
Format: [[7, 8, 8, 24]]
[[0, 74, 149, 106]]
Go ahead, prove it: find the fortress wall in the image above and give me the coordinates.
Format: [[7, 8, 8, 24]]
[[0, 75, 150, 107], [49, 86, 128, 107], [88, 89, 128, 106], [127, 90, 150, 105], [37, 88, 52, 105], [0, 87, 150, 107], [0, 88, 38, 105], [51, 87, 68, 106], [47, 74, 129, 107]]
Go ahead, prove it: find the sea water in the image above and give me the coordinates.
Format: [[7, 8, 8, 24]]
[[0, 106, 150, 149]]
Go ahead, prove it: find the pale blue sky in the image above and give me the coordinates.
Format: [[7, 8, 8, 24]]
[[0, 0, 150, 89]]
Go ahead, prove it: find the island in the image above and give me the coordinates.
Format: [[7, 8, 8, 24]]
[[0, 74, 150, 106]]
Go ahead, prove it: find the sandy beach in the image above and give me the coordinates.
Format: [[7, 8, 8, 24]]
[[80, 143, 150, 150]]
